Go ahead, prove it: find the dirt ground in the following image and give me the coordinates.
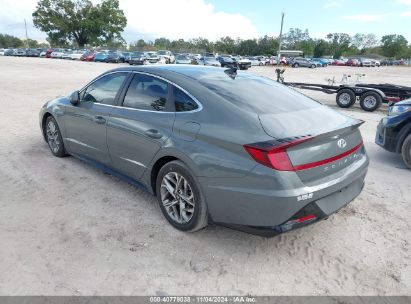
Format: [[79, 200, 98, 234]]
[[0, 56, 410, 296]]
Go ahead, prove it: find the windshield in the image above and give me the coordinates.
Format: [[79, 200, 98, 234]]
[[199, 72, 321, 114], [158, 50, 167, 55], [132, 52, 144, 56], [177, 55, 189, 60]]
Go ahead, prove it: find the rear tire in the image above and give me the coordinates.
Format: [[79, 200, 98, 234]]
[[401, 134, 411, 170], [156, 160, 208, 232], [336, 89, 356, 108], [359, 91, 382, 112]]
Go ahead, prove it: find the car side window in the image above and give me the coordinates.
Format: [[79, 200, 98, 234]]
[[122, 74, 169, 111], [174, 87, 198, 112], [81, 72, 127, 105]]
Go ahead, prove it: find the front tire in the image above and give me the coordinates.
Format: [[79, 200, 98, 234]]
[[45, 116, 67, 157], [401, 134, 411, 170], [156, 160, 208, 232]]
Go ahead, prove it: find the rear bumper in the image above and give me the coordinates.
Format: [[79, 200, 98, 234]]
[[199, 152, 368, 232]]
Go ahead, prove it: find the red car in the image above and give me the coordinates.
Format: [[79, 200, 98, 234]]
[[332, 59, 346, 66], [45, 49, 54, 58], [346, 58, 360, 67], [81, 52, 96, 61]]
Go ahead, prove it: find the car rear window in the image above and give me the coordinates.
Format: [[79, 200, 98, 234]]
[[199, 72, 321, 114]]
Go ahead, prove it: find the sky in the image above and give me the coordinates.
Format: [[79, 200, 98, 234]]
[[0, 0, 410, 43]]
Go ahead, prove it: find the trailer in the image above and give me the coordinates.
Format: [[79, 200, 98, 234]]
[[275, 69, 411, 112]]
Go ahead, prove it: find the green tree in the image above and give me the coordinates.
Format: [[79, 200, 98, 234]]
[[154, 37, 171, 49], [381, 35, 408, 58], [313, 39, 329, 57], [32, 0, 127, 47], [0, 34, 24, 48], [352, 33, 378, 52], [283, 28, 310, 50], [326, 33, 351, 58]]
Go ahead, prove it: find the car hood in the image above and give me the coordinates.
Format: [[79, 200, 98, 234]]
[[394, 99, 411, 106], [258, 106, 361, 138]]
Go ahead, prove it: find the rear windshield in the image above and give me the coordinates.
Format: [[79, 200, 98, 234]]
[[199, 72, 321, 114]]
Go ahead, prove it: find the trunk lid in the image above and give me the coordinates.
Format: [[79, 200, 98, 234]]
[[258, 106, 365, 183]]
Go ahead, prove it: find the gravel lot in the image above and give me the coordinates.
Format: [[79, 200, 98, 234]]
[[0, 56, 410, 295]]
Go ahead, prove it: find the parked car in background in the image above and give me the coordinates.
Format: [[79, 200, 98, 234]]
[[381, 59, 394, 66], [157, 50, 175, 64], [26, 48, 42, 57], [332, 59, 346, 66], [62, 50, 73, 60], [312, 58, 329, 67], [346, 58, 361, 67], [359, 58, 372, 67], [122, 52, 131, 63], [217, 55, 237, 67], [371, 59, 381, 67], [3, 49, 14, 56], [197, 56, 221, 67], [376, 99, 411, 169], [45, 49, 54, 58], [70, 50, 86, 60], [129, 51, 148, 65], [175, 54, 192, 64], [16, 49, 27, 56], [264, 56, 277, 65], [309, 58, 323, 68], [105, 51, 126, 63], [0, 48, 5, 56], [290, 57, 316, 68], [237, 57, 252, 70], [247, 57, 264, 66], [81, 51, 96, 62], [94, 52, 109, 62], [147, 52, 160, 64], [51, 49, 65, 59]]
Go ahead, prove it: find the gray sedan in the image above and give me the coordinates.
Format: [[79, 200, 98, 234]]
[[39, 65, 369, 235]]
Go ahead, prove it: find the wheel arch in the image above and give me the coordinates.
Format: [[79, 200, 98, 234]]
[[146, 145, 208, 196], [395, 121, 411, 153], [149, 155, 179, 195]]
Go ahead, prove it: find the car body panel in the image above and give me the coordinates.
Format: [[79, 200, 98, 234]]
[[39, 65, 369, 233]]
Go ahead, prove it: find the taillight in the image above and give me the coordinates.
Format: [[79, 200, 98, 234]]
[[244, 136, 364, 172], [244, 136, 313, 171]]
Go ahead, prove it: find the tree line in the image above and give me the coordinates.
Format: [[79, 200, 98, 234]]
[[1, 0, 410, 59]]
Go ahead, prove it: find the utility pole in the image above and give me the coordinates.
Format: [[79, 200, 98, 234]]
[[24, 19, 29, 48], [277, 12, 284, 66]]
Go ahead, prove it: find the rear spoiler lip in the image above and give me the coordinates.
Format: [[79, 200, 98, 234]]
[[248, 120, 364, 151]]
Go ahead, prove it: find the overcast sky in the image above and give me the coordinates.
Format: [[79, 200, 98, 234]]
[[0, 0, 410, 43]]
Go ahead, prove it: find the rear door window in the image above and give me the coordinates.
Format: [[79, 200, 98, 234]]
[[122, 74, 169, 111]]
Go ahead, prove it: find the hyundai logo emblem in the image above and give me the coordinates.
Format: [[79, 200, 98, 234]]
[[337, 139, 347, 149]]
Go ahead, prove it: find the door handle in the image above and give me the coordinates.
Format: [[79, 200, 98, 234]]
[[144, 129, 163, 139], [93, 116, 106, 124]]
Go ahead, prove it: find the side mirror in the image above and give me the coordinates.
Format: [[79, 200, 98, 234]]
[[70, 90, 80, 105]]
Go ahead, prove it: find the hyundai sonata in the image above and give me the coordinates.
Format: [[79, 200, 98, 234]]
[[39, 65, 369, 235]]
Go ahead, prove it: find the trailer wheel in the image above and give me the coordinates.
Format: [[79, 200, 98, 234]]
[[359, 91, 382, 112], [336, 89, 356, 108]]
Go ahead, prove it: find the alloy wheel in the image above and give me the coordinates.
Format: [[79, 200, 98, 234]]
[[46, 120, 60, 153], [160, 172, 195, 224]]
